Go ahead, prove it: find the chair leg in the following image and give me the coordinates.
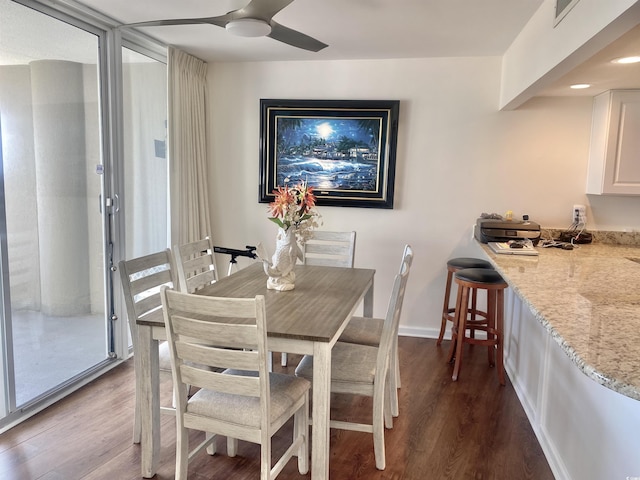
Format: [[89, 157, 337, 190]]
[[133, 390, 141, 444], [437, 270, 454, 345], [497, 289, 506, 386], [227, 437, 238, 457], [447, 284, 465, 364], [384, 375, 393, 430], [394, 336, 401, 389], [132, 349, 142, 444], [452, 286, 470, 381], [175, 422, 189, 480], [294, 392, 310, 474], [470, 288, 478, 338], [260, 435, 272, 480], [373, 386, 387, 470], [390, 339, 400, 417], [487, 290, 496, 367], [206, 432, 217, 455]]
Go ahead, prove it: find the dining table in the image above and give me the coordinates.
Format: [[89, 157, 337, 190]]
[[135, 262, 375, 479]]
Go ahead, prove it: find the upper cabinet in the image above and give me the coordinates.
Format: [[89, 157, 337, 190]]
[[586, 90, 640, 195]]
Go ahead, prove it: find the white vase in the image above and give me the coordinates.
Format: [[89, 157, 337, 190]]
[[259, 227, 301, 291]]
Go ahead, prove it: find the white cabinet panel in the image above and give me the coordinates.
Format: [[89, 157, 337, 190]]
[[586, 90, 640, 195], [506, 293, 640, 480]]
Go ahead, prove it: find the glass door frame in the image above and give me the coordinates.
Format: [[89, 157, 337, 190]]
[[0, 0, 167, 431]]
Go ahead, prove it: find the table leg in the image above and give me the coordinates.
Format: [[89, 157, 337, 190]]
[[137, 325, 160, 478], [363, 279, 374, 318], [311, 342, 331, 480]]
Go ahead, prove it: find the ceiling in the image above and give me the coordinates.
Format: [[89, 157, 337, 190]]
[[87, 0, 546, 62], [535, 23, 640, 97], [2, 0, 640, 99]]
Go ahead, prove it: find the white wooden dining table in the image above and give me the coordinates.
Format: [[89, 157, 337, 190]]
[[135, 262, 375, 479]]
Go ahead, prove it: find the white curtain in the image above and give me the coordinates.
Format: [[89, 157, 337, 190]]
[[168, 47, 212, 246]]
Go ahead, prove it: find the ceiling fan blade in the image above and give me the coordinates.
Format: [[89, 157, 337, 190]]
[[268, 21, 328, 52], [123, 15, 229, 29], [124, 0, 293, 29], [236, 0, 294, 21]]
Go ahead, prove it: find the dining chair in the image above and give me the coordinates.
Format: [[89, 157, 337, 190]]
[[280, 230, 357, 367], [302, 230, 356, 267], [338, 244, 413, 417], [173, 236, 219, 293], [294, 244, 413, 470], [160, 287, 310, 480], [118, 249, 178, 444]]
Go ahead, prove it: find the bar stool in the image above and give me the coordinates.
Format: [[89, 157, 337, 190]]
[[437, 257, 494, 346], [447, 268, 508, 385]]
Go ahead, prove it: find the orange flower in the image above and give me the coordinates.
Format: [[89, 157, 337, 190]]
[[267, 181, 320, 232], [296, 182, 316, 212], [268, 186, 294, 218]]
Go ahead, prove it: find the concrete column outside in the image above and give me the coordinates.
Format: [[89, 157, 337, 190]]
[[30, 60, 90, 316]]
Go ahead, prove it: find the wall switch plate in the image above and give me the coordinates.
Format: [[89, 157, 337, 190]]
[[573, 204, 586, 223]]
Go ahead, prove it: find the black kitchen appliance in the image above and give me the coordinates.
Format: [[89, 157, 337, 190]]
[[475, 218, 541, 244]]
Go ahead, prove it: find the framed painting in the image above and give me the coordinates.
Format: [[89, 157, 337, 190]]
[[259, 99, 400, 209]]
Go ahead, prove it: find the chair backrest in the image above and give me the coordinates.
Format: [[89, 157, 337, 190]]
[[377, 245, 413, 374], [173, 236, 218, 293], [160, 287, 270, 426], [302, 230, 356, 268], [119, 249, 175, 342]]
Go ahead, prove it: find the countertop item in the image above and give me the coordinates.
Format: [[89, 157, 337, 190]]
[[480, 242, 640, 401]]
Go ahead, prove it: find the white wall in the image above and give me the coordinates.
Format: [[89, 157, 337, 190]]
[[206, 56, 640, 337]]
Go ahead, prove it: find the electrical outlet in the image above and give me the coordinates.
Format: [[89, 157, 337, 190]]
[[573, 204, 587, 224]]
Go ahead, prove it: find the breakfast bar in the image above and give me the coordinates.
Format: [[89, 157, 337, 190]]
[[476, 240, 640, 480]]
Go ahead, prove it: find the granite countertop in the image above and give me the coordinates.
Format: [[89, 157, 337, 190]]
[[480, 242, 640, 401]]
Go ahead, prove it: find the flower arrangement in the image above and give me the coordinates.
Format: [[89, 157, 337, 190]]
[[268, 181, 322, 243]]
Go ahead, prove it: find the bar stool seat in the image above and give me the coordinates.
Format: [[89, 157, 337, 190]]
[[437, 257, 494, 346], [447, 268, 508, 385]]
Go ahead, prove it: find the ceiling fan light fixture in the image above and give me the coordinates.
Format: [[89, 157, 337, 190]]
[[225, 18, 271, 37]]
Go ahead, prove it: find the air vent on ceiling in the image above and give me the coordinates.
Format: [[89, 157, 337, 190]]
[[554, 0, 580, 27]]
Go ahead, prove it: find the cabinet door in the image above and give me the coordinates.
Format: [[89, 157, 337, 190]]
[[587, 90, 640, 195]]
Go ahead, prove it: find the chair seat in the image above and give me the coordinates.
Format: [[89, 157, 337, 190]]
[[447, 257, 493, 270], [339, 316, 383, 347], [187, 371, 310, 428], [296, 342, 378, 386], [455, 267, 505, 285]]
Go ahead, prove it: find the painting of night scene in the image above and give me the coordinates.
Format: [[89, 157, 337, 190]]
[[259, 100, 399, 209], [275, 116, 381, 192]]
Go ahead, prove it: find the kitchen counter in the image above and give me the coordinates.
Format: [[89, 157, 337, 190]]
[[480, 242, 640, 401]]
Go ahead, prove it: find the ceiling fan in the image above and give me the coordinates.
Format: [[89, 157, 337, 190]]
[[122, 0, 328, 52]]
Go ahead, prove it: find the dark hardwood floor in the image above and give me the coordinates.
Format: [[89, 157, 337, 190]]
[[0, 337, 554, 479]]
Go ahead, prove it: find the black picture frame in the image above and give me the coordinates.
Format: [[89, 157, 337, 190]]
[[259, 99, 400, 209]]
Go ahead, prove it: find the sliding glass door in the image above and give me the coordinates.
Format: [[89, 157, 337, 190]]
[[120, 46, 169, 353], [121, 47, 169, 260], [0, 0, 170, 430], [0, 0, 110, 423]]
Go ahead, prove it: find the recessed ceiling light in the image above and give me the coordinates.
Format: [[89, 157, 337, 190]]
[[570, 84, 591, 89], [611, 56, 640, 64]]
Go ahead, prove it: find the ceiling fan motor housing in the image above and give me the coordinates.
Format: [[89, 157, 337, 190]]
[[225, 18, 272, 37]]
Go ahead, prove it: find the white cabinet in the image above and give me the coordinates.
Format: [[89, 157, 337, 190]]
[[586, 89, 640, 195], [503, 289, 640, 480]]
